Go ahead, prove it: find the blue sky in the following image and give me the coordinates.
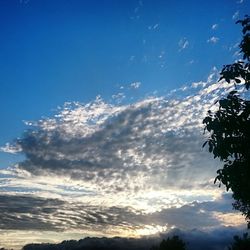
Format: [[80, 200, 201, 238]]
[[0, 0, 250, 249], [0, 0, 245, 144]]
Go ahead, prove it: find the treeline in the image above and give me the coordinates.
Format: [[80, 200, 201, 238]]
[[22, 237, 157, 250], [21, 233, 250, 250]]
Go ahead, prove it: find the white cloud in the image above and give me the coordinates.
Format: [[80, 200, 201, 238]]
[[153, 23, 159, 29], [233, 50, 242, 58], [188, 59, 195, 65], [158, 51, 165, 59], [211, 24, 218, 30], [112, 92, 126, 103], [232, 11, 240, 20], [178, 38, 189, 51], [1, 74, 238, 202], [1, 73, 247, 248], [130, 81, 141, 89], [1, 142, 22, 154], [207, 36, 219, 44], [148, 24, 159, 30]]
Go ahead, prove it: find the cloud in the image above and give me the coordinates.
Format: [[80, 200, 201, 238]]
[[148, 193, 245, 230], [1, 75, 248, 249], [0, 194, 64, 231], [148, 24, 159, 30], [2, 95, 215, 194], [188, 59, 195, 65], [211, 24, 218, 30], [232, 11, 240, 20], [2, 73, 242, 200], [112, 93, 126, 103], [207, 36, 219, 44], [0, 194, 144, 232], [158, 51, 165, 59], [233, 50, 242, 58], [178, 38, 189, 51], [0, 142, 22, 154], [130, 81, 141, 89], [0, 192, 244, 234]]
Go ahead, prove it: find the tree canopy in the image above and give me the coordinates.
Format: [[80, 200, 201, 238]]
[[203, 15, 250, 226], [228, 233, 250, 250], [150, 236, 186, 250]]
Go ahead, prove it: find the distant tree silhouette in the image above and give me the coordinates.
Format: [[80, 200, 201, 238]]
[[203, 15, 250, 226], [228, 233, 250, 250], [150, 236, 186, 250]]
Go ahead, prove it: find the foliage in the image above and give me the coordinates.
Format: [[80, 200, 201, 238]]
[[228, 233, 250, 250], [150, 236, 186, 250], [203, 15, 250, 227]]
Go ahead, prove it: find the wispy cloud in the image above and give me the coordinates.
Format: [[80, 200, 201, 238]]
[[0, 193, 244, 233], [148, 24, 159, 30], [178, 38, 189, 51], [0, 142, 22, 153], [232, 11, 240, 20], [112, 93, 126, 103], [130, 81, 141, 89], [211, 24, 218, 30], [207, 36, 219, 44]]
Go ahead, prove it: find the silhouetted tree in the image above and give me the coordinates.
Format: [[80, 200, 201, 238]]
[[150, 236, 186, 250], [203, 15, 250, 226], [228, 233, 250, 250]]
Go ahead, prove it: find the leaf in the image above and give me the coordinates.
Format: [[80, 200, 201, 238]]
[[202, 141, 208, 147], [229, 90, 238, 95], [209, 144, 213, 153]]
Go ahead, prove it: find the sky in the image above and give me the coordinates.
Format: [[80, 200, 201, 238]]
[[0, 0, 250, 249]]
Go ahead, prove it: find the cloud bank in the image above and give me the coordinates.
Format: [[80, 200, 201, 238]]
[[0, 71, 247, 248], [2, 73, 227, 195], [0, 193, 242, 233]]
